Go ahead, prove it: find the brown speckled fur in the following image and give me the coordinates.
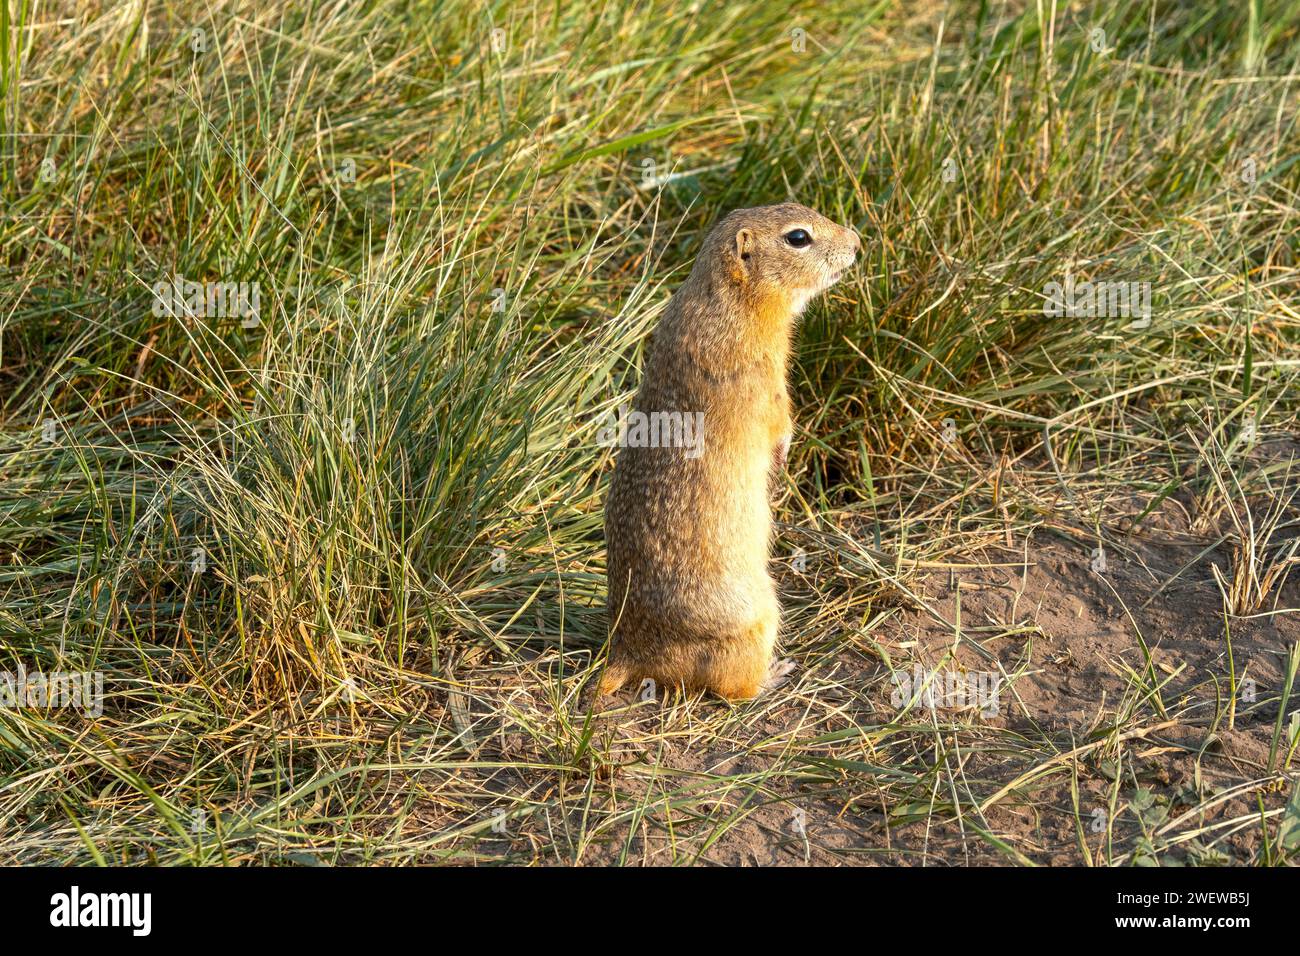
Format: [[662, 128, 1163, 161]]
[[601, 203, 860, 700]]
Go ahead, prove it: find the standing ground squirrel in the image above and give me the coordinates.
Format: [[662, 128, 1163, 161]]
[[601, 202, 860, 700]]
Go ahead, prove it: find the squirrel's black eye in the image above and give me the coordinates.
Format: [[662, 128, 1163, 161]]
[[784, 228, 812, 248]]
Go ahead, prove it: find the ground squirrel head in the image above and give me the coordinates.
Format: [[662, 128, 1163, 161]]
[[694, 202, 861, 319]]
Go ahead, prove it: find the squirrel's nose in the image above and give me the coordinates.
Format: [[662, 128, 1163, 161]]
[[849, 230, 862, 256]]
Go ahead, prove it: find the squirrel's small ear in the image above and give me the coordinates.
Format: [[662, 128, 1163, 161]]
[[734, 228, 754, 262], [730, 228, 754, 283]]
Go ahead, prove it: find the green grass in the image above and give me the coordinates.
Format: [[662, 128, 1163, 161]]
[[1, 0, 1298, 864]]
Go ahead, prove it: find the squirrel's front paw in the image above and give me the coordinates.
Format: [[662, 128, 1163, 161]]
[[774, 434, 791, 471]]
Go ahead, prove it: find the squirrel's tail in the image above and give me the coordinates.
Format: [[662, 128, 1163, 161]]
[[596, 660, 633, 696]]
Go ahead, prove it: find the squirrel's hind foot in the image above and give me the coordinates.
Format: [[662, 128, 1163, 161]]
[[761, 658, 797, 695], [595, 660, 633, 697]]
